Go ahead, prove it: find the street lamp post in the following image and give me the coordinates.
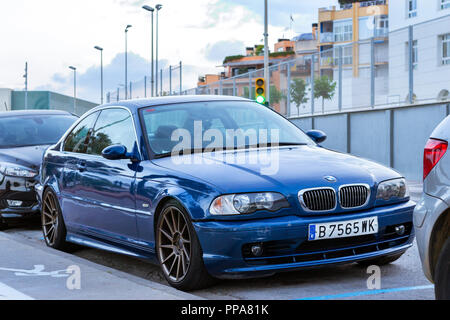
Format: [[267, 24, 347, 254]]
[[69, 66, 77, 114], [155, 4, 163, 96], [125, 25, 132, 100], [94, 46, 104, 104], [142, 5, 155, 97]]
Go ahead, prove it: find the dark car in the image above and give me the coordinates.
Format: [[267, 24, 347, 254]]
[[37, 96, 414, 291], [0, 110, 78, 229]]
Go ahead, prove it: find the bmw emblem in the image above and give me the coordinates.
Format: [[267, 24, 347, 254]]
[[324, 176, 337, 183]]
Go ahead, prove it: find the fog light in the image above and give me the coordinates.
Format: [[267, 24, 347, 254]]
[[7, 200, 23, 207], [395, 225, 405, 236], [251, 245, 263, 257]]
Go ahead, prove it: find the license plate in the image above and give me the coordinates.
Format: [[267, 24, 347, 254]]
[[308, 217, 378, 241]]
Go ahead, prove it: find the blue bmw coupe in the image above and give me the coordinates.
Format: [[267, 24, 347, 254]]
[[37, 96, 415, 291]]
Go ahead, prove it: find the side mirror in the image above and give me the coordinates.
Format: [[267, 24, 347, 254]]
[[306, 130, 327, 144], [102, 145, 129, 160]]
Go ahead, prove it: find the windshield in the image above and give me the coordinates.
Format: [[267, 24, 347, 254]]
[[141, 101, 314, 156], [0, 115, 77, 148]]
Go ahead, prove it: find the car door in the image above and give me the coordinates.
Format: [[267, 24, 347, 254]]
[[61, 111, 100, 228], [67, 108, 140, 243]]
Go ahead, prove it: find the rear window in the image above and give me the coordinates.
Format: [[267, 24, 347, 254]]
[[0, 115, 77, 148]]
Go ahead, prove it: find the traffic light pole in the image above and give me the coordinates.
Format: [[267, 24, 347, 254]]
[[264, 0, 270, 106]]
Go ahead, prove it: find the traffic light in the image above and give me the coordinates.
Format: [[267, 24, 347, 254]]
[[255, 78, 266, 105]]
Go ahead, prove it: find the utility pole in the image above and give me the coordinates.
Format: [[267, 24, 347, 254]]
[[24, 62, 28, 110]]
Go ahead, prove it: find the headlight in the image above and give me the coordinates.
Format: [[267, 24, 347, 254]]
[[0, 162, 38, 178], [376, 178, 409, 201], [210, 192, 290, 215]]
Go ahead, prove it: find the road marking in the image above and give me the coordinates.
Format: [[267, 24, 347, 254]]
[[299, 285, 435, 300], [0, 265, 69, 278], [0, 282, 34, 300]]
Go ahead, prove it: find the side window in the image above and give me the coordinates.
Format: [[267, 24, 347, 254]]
[[87, 108, 137, 156], [63, 112, 99, 153]]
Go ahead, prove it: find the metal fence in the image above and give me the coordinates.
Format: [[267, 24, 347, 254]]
[[190, 14, 450, 118], [105, 15, 450, 119], [105, 61, 185, 103]]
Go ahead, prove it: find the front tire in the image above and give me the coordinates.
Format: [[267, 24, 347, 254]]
[[41, 189, 70, 251], [357, 252, 405, 267], [156, 200, 216, 291], [0, 218, 8, 231], [435, 237, 450, 300]]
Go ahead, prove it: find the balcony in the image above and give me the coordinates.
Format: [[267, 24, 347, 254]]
[[374, 28, 389, 38], [320, 32, 333, 43], [360, 0, 387, 7], [320, 56, 334, 68]]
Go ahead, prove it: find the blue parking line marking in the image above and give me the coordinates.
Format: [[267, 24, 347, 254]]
[[299, 285, 434, 300]]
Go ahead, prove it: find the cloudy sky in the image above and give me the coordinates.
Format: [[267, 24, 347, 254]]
[[0, 0, 338, 103]]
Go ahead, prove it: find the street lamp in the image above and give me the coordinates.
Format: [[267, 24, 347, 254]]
[[94, 46, 104, 104], [69, 66, 77, 114], [155, 4, 162, 96], [125, 24, 132, 100], [142, 5, 155, 98]]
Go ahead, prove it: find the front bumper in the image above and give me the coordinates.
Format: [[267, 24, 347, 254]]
[[414, 193, 449, 282], [0, 174, 40, 220], [194, 200, 415, 279]]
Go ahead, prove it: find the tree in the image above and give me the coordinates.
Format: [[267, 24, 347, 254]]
[[290, 78, 309, 116], [314, 76, 336, 113], [270, 85, 284, 105]]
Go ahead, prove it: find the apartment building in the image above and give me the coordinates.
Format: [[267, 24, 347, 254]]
[[317, 0, 390, 110], [389, 0, 450, 104]]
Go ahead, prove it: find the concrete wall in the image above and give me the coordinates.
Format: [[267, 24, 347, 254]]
[[290, 102, 450, 181], [11, 91, 97, 116], [0, 88, 12, 112]]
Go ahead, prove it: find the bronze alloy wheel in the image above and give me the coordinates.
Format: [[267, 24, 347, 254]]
[[157, 206, 192, 283], [41, 191, 60, 246]]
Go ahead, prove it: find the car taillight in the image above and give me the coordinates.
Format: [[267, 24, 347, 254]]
[[423, 138, 448, 180]]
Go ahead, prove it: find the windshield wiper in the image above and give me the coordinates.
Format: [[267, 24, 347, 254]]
[[155, 148, 206, 159], [232, 142, 308, 151], [154, 143, 308, 159]]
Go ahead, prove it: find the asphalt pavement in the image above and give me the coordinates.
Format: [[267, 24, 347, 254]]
[[0, 181, 436, 300]]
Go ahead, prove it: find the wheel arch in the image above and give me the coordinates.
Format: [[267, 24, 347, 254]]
[[429, 208, 450, 280]]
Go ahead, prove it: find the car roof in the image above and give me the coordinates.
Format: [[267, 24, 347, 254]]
[[0, 109, 76, 118], [94, 95, 252, 112]]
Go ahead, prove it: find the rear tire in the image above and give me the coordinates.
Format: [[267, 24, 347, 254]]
[[41, 189, 71, 251], [156, 199, 217, 291], [435, 237, 450, 300], [357, 252, 405, 267]]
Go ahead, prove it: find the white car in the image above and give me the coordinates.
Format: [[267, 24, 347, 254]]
[[414, 115, 450, 300]]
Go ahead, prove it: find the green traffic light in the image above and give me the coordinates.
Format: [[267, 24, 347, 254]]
[[256, 96, 266, 104]]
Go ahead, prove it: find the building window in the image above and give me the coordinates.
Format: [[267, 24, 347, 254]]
[[334, 45, 353, 65], [334, 20, 353, 42], [406, 40, 418, 69], [407, 0, 417, 18], [441, 34, 450, 65], [441, 0, 450, 10]]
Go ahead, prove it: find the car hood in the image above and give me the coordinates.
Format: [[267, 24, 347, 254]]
[[0, 145, 51, 171], [152, 146, 402, 195]]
